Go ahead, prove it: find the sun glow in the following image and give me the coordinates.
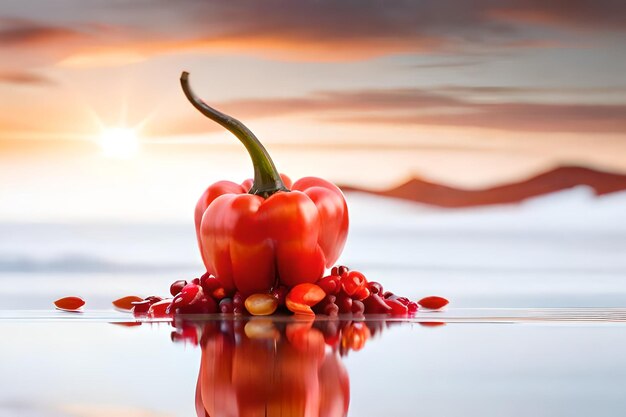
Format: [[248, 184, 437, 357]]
[[98, 127, 140, 159]]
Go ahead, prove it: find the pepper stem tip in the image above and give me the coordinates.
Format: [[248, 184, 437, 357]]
[[180, 71, 289, 198]]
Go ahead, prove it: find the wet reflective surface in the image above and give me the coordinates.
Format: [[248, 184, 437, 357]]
[[2, 312, 626, 417], [2, 186, 625, 416]]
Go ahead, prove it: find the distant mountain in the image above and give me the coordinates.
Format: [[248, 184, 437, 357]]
[[339, 166, 626, 208]]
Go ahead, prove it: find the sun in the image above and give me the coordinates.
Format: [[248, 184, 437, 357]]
[[98, 127, 140, 159]]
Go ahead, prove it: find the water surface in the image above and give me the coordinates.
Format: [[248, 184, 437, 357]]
[[1, 312, 625, 417]]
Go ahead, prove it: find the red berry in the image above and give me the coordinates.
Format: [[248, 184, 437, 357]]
[[407, 302, 419, 314], [200, 298, 218, 314], [191, 278, 200, 285], [323, 302, 339, 316], [200, 273, 226, 300], [383, 291, 394, 299], [201, 274, 220, 290], [418, 296, 449, 310], [169, 280, 187, 296], [331, 265, 349, 276], [171, 296, 217, 315], [385, 299, 408, 316], [353, 286, 370, 301], [313, 295, 336, 314], [336, 292, 353, 313], [351, 299, 365, 315], [341, 271, 367, 296], [387, 294, 410, 306], [148, 300, 172, 318], [180, 283, 204, 305], [317, 275, 341, 295], [131, 300, 151, 315], [132, 296, 161, 316], [363, 293, 392, 314], [367, 281, 383, 295], [200, 274, 226, 300], [271, 286, 288, 306], [233, 292, 243, 308], [219, 298, 234, 313], [168, 281, 221, 315], [212, 287, 226, 300]]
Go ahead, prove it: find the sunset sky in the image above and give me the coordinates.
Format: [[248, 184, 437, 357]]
[[1, 1, 625, 221]]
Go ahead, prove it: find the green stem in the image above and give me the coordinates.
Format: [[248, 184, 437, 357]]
[[180, 71, 289, 198]]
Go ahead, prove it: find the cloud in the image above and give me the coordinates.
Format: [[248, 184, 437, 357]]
[[209, 88, 464, 118], [0, 18, 84, 46], [435, 85, 626, 96], [0, 0, 621, 79], [411, 60, 486, 69], [118, 1, 626, 51], [0, 70, 54, 85], [1, 4, 458, 65], [487, 1, 626, 30], [5, 0, 624, 66], [196, 86, 626, 134], [335, 102, 626, 133]]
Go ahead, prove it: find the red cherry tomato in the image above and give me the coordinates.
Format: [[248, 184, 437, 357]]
[[341, 271, 367, 296]]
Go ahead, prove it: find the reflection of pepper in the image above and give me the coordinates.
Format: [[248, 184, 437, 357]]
[[181, 72, 349, 295], [193, 319, 351, 417]]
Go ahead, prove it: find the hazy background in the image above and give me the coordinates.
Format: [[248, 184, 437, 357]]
[[0, 1, 625, 309], [1, 4, 626, 416], [1, 0, 625, 222]]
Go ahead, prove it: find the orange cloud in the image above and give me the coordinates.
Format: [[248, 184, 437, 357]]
[[0, 17, 125, 75], [486, 1, 626, 30], [0, 18, 82, 46], [0, 70, 54, 85], [7, 1, 621, 67]]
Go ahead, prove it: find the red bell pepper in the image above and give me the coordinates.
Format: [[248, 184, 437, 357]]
[[181, 72, 349, 295]]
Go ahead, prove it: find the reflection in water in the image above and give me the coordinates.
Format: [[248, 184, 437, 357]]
[[170, 318, 395, 417]]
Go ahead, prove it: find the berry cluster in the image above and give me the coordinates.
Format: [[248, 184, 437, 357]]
[[125, 265, 448, 318], [311, 266, 419, 316]]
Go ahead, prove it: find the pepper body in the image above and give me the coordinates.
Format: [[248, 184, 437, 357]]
[[181, 71, 349, 295], [195, 175, 349, 295]]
